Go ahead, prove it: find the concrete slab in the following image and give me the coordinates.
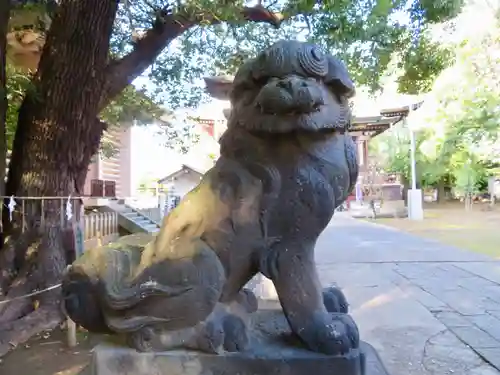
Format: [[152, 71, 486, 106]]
[[453, 262, 500, 284], [312, 214, 500, 374], [319, 214, 494, 263], [333, 284, 450, 375]]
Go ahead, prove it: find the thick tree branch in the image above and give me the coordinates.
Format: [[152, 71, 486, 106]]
[[99, 5, 286, 110]]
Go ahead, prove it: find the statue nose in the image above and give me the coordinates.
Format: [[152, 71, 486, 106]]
[[276, 77, 308, 94], [270, 77, 324, 113], [276, 78, 297, 92]]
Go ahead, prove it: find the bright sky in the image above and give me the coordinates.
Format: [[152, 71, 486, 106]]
[[129, 96, 230, 188], [130, 125, 180, 183]]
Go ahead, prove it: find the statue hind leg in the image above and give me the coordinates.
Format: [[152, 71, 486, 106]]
[[201, 257, 259, 353], [128, 247, 259, 354], [219, 264, 260, 351], [98, 238, 229, 353], [266, 240, 359, 355]]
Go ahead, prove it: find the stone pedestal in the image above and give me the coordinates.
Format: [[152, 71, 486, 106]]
[[90, 305, 389, 375], [349, 200, 407, 218]]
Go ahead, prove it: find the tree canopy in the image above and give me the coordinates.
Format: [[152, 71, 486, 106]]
[[371, 3, 500, 195], [116, 0, 463, 107], [6, 0, 462, 108], [4, 0, 466, 157]]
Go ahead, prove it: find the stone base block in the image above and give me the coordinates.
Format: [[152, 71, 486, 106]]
[[349, 200, 407, 218], [91, 307, 389, 375], [91, 341, 388, 375]]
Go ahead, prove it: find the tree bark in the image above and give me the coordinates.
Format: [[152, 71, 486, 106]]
[[6, 0, 118, 201], [0, 0, 10, 245], [0, 0, 118, 354], [436, 179, 446, 203], [0, 0, 11, 291]]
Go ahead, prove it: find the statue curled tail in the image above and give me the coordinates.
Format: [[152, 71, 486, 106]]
[[62, 234, 225, 335]]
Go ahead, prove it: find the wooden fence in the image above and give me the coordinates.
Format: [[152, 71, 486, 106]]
[[82, 212, 119, 250], [0, 196, 119, 251]]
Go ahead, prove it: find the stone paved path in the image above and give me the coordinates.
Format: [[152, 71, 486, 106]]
[[316, 214, 500, 375]]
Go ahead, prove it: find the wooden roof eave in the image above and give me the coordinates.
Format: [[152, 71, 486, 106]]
[[350, 115, 403, 133], [380, 101, 424, 118], [351, 115, 401, 126], [158, 165, 205, 184]]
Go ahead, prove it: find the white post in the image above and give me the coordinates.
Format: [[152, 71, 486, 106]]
[[67, 318, 77, 348], [407, 105, 424, 220], [410, 129, 417, 191]]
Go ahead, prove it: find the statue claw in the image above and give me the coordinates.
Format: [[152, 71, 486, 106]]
[[222, 314, 250, 352], [127, 326, 158, 353], [305, 312, 360, 355], [322, 286, 349, 314]]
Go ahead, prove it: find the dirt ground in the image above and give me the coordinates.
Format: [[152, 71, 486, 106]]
[[369, 201, 500, 259], [0, 328, 106, 375]]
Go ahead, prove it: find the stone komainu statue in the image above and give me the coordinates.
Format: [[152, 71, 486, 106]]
[[62, 40, 359, 356]]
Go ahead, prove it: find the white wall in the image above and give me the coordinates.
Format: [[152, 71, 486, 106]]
[[489, 177, 500, 199], [130, 125, 184, 195], [171, 170, 203, 198]]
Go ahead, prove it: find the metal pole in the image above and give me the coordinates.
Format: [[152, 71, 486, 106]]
[[410, 128, 417, 191], [406, 103, 424, 220], [408, 105, 417, 191]]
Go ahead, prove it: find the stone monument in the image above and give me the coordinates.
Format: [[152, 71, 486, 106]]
[[62, 40, 388, 375]]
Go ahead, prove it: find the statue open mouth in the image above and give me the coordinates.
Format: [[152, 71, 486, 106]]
[[234, 80, 351, 134], [226, 41, 354, 134], [254, 75, 326, 115]]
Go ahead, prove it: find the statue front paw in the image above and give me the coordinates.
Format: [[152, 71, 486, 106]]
[[194, 312, 250, 353], [222, 314, 250, 352], [235, 288, 258, 313], [322, 286, 349, 314], [195, 319, 226, 354], [303, 312, 359, 355]]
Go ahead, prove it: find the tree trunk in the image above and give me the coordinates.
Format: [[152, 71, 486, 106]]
[[0, 0, 10, 248], [0, 0, 11, 293], [436, 179, 446, 203], [0, 0, 118, 355], [401, 175, 409, 205]]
